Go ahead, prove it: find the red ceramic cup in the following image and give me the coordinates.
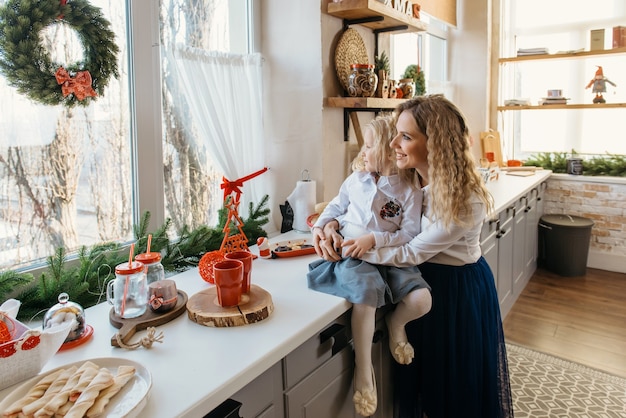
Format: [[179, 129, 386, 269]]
[[225, 251, 253, 294], [213, 260, 243, 307]]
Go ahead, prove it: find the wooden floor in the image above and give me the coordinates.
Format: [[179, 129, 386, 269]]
[[503, 266, 626, 378]]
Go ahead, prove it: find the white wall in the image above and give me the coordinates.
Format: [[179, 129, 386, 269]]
[[261, 1, 324, 232], [449, 0, 492, 163], [261, 0, 491, 230]]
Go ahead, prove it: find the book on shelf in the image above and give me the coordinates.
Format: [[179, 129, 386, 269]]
[[504, 98, 531, 106], [614, 26, 626, 48], [539, 97, 569, 105], [517, 47, 549, 56]]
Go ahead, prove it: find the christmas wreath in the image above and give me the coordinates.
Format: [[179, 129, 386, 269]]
[[0, 0, 119, 106]]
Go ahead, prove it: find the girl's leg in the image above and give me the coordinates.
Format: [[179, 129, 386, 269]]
[[352, 303, 377, 416], [386, 288, 432, 364]]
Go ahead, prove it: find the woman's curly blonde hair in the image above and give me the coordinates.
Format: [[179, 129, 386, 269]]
[[395, 94, 493, 228], [351, 114, 420, 188]]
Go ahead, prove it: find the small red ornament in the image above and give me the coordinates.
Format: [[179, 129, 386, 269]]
[[21, 334, 41, 350], [0, 342, 16, 358]]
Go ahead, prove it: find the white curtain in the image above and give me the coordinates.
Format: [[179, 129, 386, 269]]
[[167, 45, 267, 218]]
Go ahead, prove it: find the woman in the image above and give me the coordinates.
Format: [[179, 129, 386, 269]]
[[314, 95, 513, 418]]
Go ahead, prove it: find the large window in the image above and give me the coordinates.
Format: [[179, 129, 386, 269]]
[[391, 15, 449, 97], [0, 0, 255, 271], [498, 0, 626, 160]]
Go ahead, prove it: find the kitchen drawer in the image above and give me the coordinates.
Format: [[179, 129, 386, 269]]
[[284, 343, 355, 418], [283, 311, 351, 389], [481, 217, 499, 242], [231, 361, 284, 418]]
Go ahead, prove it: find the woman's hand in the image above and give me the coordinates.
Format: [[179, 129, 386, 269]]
[[312, 220, 343, 261]]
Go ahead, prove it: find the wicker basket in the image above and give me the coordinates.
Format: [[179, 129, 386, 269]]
[[334, 28, 369, 92]]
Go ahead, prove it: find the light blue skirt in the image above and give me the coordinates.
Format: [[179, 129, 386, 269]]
[[307, 257, 430, 308]]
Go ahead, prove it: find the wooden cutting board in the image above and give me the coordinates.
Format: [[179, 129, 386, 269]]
[[186, 284, 273, 327], [480, 130, 505, 167], [109, 290, 188, 347]]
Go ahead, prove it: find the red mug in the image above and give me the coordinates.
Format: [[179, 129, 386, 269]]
[[225, 251, 253, 294], [213, 260, 243, 307]]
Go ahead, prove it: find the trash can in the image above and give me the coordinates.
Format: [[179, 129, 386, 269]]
[[538, 214, 594, 277]]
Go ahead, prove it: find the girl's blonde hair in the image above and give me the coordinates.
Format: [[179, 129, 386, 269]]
[[351, 114, 420, 188], [395, 94, 494, 228]]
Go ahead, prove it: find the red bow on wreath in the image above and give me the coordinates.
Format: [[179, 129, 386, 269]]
[[55, 67, 97, 101]]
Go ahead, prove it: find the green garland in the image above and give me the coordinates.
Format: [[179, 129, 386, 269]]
[[1, 195, 271, 320], [0, 0, 119, 106], [524, 151, 626, 176]]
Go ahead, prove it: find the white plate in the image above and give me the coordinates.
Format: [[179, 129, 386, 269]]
[[0, 357, 151, 418]]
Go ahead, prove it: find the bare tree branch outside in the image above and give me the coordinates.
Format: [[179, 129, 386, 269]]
[[0, 0, 232, 271]]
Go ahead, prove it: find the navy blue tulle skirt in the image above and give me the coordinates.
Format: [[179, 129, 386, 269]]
[[394, 257, 513, 418]]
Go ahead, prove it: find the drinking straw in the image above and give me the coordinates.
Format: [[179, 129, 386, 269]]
[[146, 234, 152, 254], [121, 243, 135, 317]]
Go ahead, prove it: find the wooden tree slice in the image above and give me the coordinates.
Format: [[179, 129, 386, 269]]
[[187, 284, 274, 327]]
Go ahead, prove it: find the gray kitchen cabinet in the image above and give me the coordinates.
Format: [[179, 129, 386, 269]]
[[522, 187, 539, 284], [496, 206, 515, 316], [231, 361, 284, 418], [480, 180, 549, 318], [284, 342, 355, 417], [221, 304, 396, 418], [480, 218, 500, 283], [512, 195, 528, 298], [283, 310, 393, 418]]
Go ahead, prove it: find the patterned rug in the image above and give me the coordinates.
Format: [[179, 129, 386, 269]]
[[507, 343, 626, 417]]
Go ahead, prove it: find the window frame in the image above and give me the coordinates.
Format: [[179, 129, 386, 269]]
[[496, 0, 626, 160]]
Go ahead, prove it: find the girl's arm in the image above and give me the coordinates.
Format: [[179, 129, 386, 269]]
[[350, 201, 486, 267], [371, 188, 422, 248]]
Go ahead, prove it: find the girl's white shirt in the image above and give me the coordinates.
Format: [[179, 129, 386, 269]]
[[313, 171, 422, 249], [361, 185, 486, 267]]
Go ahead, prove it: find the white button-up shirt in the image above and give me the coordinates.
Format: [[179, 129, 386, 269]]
[[314, 171, 422, 249]]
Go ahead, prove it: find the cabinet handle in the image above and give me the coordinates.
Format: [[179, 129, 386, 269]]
[[203, 398, 242, 418], [497, 228, 507, 238], [319, 323, 349, 356]]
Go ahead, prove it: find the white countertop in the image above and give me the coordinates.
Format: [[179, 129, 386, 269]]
[[1, 230, 350, 418], [0, 170, 551, 417], [486, 169, 552, 214]]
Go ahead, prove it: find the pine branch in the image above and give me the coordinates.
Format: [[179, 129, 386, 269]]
[[5, 196, 271, 320], [0, 270, 33, 301]]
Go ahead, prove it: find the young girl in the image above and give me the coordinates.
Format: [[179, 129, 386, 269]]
[[308, 114, 432, 417]]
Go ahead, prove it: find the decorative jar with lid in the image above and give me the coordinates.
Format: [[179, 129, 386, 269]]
[[397, 78, 415, 99], [135, 251, 165, 284], [43, 293, 85, 343], [347, 64, 378, 97]]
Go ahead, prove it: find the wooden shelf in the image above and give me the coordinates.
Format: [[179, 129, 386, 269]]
[[326, 0, 427, 33], [499, 47, 626, 63], [325, 97, 407, 109], [498, 102, 626, 111]]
